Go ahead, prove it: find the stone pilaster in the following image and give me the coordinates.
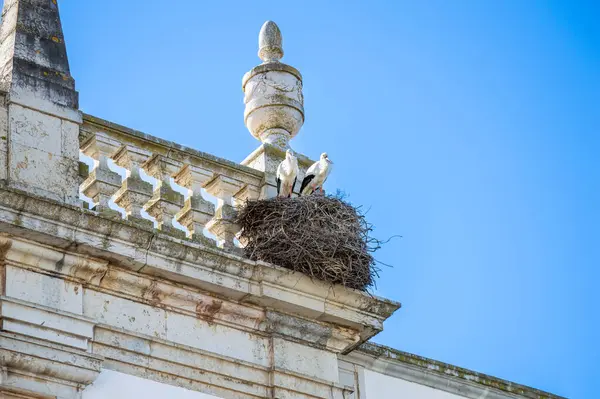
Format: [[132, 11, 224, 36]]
[[0, 0, 81, 205]]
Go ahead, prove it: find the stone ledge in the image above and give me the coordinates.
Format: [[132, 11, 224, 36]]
[[0, 186, 400, 353], [0, 332, 103, 399], [0, 296, 96, 350], [344, 342, 565, 399]]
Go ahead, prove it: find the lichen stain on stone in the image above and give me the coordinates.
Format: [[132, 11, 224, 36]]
[[51, 36, 61, 43], [0, 238, 13, 259], [16, 159, 28, 169], [142, 280, 162, 305], [196, 299, 223, 324]]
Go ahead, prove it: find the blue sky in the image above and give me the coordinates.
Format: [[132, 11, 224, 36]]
[[54, 0, 600, 397]]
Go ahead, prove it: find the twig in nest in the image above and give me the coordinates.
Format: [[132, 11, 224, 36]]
[[236, 194, 388, 291]]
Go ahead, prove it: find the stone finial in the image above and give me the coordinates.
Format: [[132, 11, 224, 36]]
[[243, 21, 304, 149], [258, 21, 283, 62]]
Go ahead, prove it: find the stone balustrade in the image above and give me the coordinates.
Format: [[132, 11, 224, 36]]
[[79, 114, 263, 249]]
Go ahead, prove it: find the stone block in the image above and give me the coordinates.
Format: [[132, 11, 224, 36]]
[[83, 290, 167, 339], [9, 81, 81, 123], [61, 119, 81, 160], [149, 341, 269, 386], [1, 298, 94, 350], [9, 141, 80, 205], [94, 327, 151, 356], [10, 104, 62, 155], [273, 337, 340, 383], [5, 266, 83, 314], [165, 310, 270, 367], [0, 150, 7, 181], [0, 100, 7, 180]]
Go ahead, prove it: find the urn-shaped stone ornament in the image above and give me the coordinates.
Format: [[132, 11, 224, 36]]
[[243, 21, 304, 149]]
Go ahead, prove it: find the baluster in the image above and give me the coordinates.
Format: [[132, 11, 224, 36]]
[[233, 185, 260, 247], [204, 175, 244, 251], [174, 165, 216, 245], [112, 145, 154, 229], [142, 154, 185, 237], [78, 160, 90, 209], [233, 184, 260, 206], [80, 133, 122, 217]]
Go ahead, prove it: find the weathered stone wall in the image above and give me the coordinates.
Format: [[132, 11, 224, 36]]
[[0, 0, 81, 205], [0, 189, 398, 398]]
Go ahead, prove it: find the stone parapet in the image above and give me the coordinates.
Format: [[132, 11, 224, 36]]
[[80, 114, 264, 244]]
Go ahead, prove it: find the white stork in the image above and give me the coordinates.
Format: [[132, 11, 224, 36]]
[[276, 149, 299, 197], [299, 153, 333, 196]]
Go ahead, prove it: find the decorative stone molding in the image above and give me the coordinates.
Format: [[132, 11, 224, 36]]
[[0, 228, 370, 398], [0, 333, 103, 399], [243, 21, 304, 149], [0, 187, 399, 353], [1, 297, 95, 350]]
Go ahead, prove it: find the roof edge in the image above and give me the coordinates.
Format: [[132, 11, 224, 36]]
[[347, 342, 566, 399]]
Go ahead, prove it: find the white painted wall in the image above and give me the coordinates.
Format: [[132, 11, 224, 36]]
[[364, 369, 466, 399], [83, 370, 222, 399]]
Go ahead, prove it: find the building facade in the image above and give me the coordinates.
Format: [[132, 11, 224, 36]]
[[0, 2, 562, 399]]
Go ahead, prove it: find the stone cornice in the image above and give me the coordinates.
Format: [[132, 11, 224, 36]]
[[0, 186, 400, 353], [2, 236, 358, 353], [343, 342, 565, 399]]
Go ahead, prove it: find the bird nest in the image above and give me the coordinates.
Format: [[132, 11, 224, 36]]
[[236, 194, 380, 291]]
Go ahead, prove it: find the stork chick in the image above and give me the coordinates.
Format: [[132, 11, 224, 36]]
[[276, 149, 299, 197], [299, 153, 333, 196]]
